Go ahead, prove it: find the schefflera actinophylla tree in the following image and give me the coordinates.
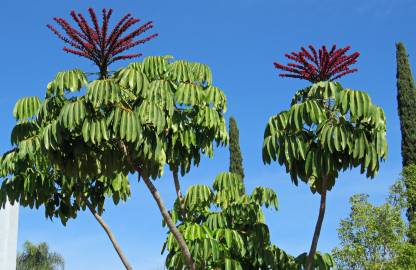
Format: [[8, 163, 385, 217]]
[[263, 45, 388, 270], [0, 8, 228, 270]]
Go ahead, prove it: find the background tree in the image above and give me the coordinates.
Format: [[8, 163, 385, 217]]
[[16, 241, 64, 270], [332, 166, 416, 269], [228, 117, 244, 180], [332, 194, 406, 269], [264, 45, 388, 269], [0, 8, 228, 270], [396, 42, 416, 244], [161, 172, 335, 270]]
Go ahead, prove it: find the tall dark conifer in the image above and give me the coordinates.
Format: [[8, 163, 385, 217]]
[[229, 117, 244, 180], [396, 42, 416, 243]]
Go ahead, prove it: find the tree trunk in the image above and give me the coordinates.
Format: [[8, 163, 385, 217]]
[[83, 197, 133, 270], [173, 168, 187, 220], [117, 141, 195, 269], [141, 174, 196, 270], [306, 176, 328, 270]]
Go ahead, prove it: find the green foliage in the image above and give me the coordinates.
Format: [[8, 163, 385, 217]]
[[0, 56, 228, 225], [332, 194, 406, 269], [228, 117, 244, 180], [16, 241, 64, 270], [396, 42, 416, 167], [400, 165, 416, 242], [263, 81, 387, 193], [162, 172, 335, 270], [396, 43, 416, 242]]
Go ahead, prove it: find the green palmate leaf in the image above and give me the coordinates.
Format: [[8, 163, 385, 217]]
[[213, 172, 243, 192], [184, 184, 213, 210], [82, 118, 109, 144], [196, 107, 221, 129], [190, 62, 213, 85], [175, 82, 204, 106], [183, 224, 212, 241], [137, 100, 166, 133], [205, 212, 228, 230], [251, 187, 279, 210], [224, 258, 243, 270], [13, 97, 42, 121], [215, 228, 245, 252], [167, 60, 194, 83], [54, 69, 88, 92], [86, 79, 121, 108], [114, 66, 149, 95], [42, 121, 62, 150], [108, 107, 142, 142], [214, 187, 242, 209], [205, 86, 227, 112], [17, 134, 41, 158], [143, 56, 168, 79], [59, 98, 86, 129], [144, 80, 175, 115], [11, 121, 38, 145]]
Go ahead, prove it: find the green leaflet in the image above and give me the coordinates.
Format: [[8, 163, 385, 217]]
[[109, 107, 142, 142], [59, 99, 86, 129], [137, 100, 166, 133], [196, 107, 221, 129], [205, 212, 228, 230], [205, 86, 227, 112], [251, 187, 279, 210], [11, 121, 38, 145], [175, 82, 204, 106], [54, 69, 87, 92], [167, 60, 194, 83], [13, 96, 42, 121], [184, 185, 212, 210], [190, 62, 213, 85], [183, 224, 212, 241], [213, 172, 243, 192], [143, 80, 175, 115], [86, 79, 121, 108], [82, 118, 109, 144], [143, 56, 168, 79], [114, 66, 148, 95], [42, 121, 61, 150]]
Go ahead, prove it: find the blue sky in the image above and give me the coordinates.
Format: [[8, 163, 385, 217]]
[[1, 0, 415, 269]]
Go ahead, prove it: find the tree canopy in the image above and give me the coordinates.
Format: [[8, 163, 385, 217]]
[[0, 55, 228, 270], [16, 241, 65, 270], [162, 172, 335, 270]]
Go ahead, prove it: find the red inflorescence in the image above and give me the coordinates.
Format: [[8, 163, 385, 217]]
[[47, 8, 158, 69], [274, 45, 360, 83]]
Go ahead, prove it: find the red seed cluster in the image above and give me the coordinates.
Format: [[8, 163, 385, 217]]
[[47, 8, 158, 68], [274, 45, 360, 83]]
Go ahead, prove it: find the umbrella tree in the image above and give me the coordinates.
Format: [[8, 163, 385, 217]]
[[263, 45, 388, 269], [0, 8, 228, 270]]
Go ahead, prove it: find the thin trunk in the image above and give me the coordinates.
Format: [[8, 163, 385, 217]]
[[142, 174, 196, 270], [306, 176, 328, 270], [82, 197, 133, 270], [173, 168, 187, 220], [99, 64, 108, 79], [117, 141, 195, 270]]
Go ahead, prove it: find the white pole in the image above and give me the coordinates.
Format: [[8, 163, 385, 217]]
[[0, 200, 19, 270]]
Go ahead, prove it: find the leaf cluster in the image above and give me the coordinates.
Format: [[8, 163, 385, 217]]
[[263, 81, 387, 192], [0, 56, 228, 224], [162, 172, 335, 269]]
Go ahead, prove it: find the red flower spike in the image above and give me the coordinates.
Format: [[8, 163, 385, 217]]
[[47, 8, 158, 78], [274, 45, 360, 83]]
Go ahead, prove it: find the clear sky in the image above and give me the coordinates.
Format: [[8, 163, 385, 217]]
[[1, 0, 415, 269]]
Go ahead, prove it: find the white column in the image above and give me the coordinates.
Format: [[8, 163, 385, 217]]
[[0, 200, 19, 270]]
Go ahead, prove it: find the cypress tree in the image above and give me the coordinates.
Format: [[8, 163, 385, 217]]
[[229, 117, 244, 180], [396, 42, 416, 243]]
